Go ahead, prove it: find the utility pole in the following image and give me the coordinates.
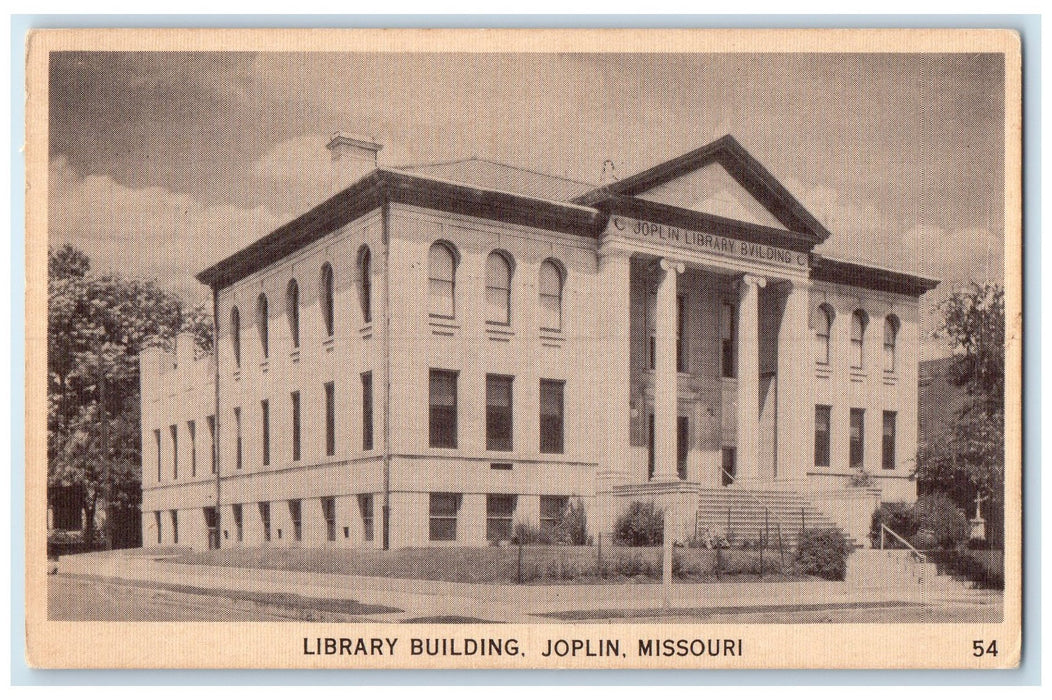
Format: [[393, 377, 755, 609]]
[[97, 345, 112, 550]]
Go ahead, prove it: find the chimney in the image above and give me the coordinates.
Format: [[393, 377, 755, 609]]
[[326, 132, 382, 166]]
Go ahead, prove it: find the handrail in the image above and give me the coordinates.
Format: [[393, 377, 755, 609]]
[[879, 523, 926, 562], [717, 467, 792, 533]]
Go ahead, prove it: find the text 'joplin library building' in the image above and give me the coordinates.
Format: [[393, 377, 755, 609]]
[[140, 134, 937, 550]]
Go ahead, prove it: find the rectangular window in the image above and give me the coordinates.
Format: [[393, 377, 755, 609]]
[[721, 446, 736, 486], [361, 372, 374, 451], [486, 374, 513, 451], [288, 499, 302, 541], [814, 405, 832, 467], [540, 495, 568, 537], [324, 382, 335, 457], [429, 493, 460, 541], [187, 420, 196, 477], [170, 424, 178, 479], [646, 293, 686, 372], [260, 399, 270, 466], [677, 415, 689, 480], [321, 497, 336, 542], [429, 370, 458, 448], [259, 502, 271, 542], [850, 408, 865, 470], [207, 415, 216, 474], [721, 301, 736, 378], [170, 510, 179, 545], [234, 407, 242, 470], [291, 391, 301, 461], [486, 494, 515, 542], [358, 495, 374, 542], [154, 429, 161, 482], [882, 411, 897, 470], [232, 503, 243, 542], [539, 379, 564, 454], [154, 511, 162, 544]]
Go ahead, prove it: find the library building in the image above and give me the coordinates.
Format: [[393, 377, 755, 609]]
[[140, 133, 937, 550]]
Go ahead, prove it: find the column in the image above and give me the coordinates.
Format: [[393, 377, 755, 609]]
[[776, 279, 811, 481], [653, 258, 685, 481], [737, 273, 766, 480], [599, 249, 632, 478]]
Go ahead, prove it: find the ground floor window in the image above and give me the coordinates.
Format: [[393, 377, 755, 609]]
[[170, 510, 179, 545], [259, 502, 271, 542], [486, 494, 515, 542], [814, 405, 831, 467], [850, 408, 865, 470], [320, 497, 336, 542], [540, 495, 569, 538], [358, 495, 374, 542], [231, 503, 243, 542], [721, 446, 736, 486], [429, 493, 460, 542], [204, 507, 218, 549], [882, 411, 897, 470], [154, 511, 162, 544], [288, 499, 302, 541]]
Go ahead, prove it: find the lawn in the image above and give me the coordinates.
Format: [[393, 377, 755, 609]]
[[172, 545, 803, 584]]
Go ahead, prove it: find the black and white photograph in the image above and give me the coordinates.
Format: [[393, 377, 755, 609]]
[[26, 28, 1021, 669]]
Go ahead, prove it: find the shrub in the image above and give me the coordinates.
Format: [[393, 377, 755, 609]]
[[795, 527, 851, 581], [552, 498, 590, 546], [614, 501, 664, 546], [871, 501, 920, 546], [930, 549, 1004, 590], [915, 492, 969, 550]]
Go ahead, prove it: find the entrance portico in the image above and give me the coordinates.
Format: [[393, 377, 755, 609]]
[[598, 214, 813, 491]]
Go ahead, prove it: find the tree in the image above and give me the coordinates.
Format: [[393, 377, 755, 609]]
[[916, 283, 1005, 546], [48, 246, 213, 545]]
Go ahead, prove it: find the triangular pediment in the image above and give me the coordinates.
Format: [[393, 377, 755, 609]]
[[574, 135, 831, 246], [635, 161, 792, 231]]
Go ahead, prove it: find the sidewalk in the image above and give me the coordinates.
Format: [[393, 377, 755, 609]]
[[55, 550, 996, 623]]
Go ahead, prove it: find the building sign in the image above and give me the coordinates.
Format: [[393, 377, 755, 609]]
[[609, 216, 809, 270]]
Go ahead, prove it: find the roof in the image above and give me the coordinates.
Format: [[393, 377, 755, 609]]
[[394, 157, 594, 202], [811, 254, 940, 297]]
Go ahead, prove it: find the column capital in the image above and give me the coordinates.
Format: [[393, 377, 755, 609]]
[[739, 273, 767, 290], [659, 258, 686, 274]]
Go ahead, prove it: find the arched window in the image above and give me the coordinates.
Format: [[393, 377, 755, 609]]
[[256, 294, 269, 359], [320, 263, 334, 337], [286, 279, 300, 349], [851, 309, 868, 370], [539, 259, 564, 331], [358, 246, 372, 324], [884, 315, 900, 373], [814, 303, 834, 365], [428, 242, 457, 319], [230, 306, 241, 369], [485, 251, 512, 325]]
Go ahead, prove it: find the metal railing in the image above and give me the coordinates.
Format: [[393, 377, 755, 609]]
[[879, 523, 927, 563], [717, 466, 794, 535]]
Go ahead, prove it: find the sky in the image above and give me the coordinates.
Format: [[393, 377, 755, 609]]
[[48, 51, 1006, 357]]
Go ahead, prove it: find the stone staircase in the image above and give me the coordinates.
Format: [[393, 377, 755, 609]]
[[694, 487, 862, 550], [845, 548, 962, 589]]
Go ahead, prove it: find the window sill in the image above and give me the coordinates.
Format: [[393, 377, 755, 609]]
[[540, 329, 565, 347], [260, 360, 269, 373], [429, 318, 459, 337], [850, 370, 867, 382], [359, 324, 373, 340], [322, 336, 335, 352], [232, 370, 241, 382], [883, 371, 899, 386], [486, 324, 515, 342], [290, 348, 300, 364]]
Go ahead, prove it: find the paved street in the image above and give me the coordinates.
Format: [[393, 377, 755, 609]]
[[48, 551, 1002, 624]]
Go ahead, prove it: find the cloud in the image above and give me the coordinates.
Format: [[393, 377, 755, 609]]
[[49, 155, 283, 303]]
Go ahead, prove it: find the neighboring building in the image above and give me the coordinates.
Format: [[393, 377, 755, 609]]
[[140, 133, 938, 550]]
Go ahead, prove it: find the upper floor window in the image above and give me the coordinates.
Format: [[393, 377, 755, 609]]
[[230, 306, 241, 368], [485, 251, 512, 325], [850, 309, 868, 370], [720, 301, 736, 378], [358, 246, 372, 324], [320, 263, 335, 337], [884, 315, 900, 373], [286, 279, 300, 349], [539, 259, 564, 331], [428, 241, 457, 319], [814, 303, 834, 365], [256, 293, 269, 359]]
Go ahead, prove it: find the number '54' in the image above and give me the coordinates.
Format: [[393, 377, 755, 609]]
[[973, 640, 998, 657]]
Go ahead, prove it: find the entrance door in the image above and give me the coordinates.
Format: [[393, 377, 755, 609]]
[[203, 507, 219, 550]]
